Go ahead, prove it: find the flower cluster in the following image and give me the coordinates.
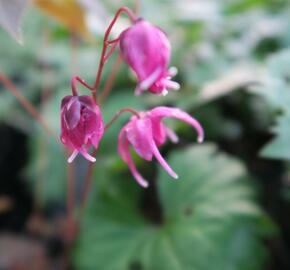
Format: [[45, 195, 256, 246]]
[[60, 7, 204, 188]]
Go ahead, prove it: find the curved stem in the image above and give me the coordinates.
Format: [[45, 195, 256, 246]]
[[93, 7, 136, 96], [77, 6, 137, 224], [78, 107, 139, 221], [0, 72, 56, 138], [71, 76, 95, 96], [66, 151, 75, 221], [103, 42, 119, 63], [107, 37, 120, 45], [79, 149, 97, 219], [105, 108, 140, 130]]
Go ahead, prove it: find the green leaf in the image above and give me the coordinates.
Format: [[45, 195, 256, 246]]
[[261, 113, 290, 159], [254, 49, 290, 159], [25, 90, 66, 206], [74, 144, 268, 270]]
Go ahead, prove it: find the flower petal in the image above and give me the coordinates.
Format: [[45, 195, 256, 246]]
[[64, 97, 81, 130], [79, 148, 96, 163], [118, 126, 149, 188], [150, 107, 204, 143], [149, 137, 178, 179], [67, 150, 79, 163], [126, 117, 153, 161], [165, 127, 179, 143], [136, 67, 163, 95]]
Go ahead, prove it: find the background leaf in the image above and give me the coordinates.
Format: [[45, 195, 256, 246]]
[[0, 0, 29, 42], [74, 144, 269, 270], [253, 49, 290, 159], [33, 0, 89, 37]]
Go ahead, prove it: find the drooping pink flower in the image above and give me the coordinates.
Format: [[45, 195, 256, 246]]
[[60, 95, 104, 163], [119, 19, 180, 96], [118, 107, 204, 187]]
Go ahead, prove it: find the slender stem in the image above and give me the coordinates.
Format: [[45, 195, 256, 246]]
[[0, 72, 56, 138], [79, 149, 97, 219], [65, 33, 78, 242], [93, 7, 136, 94], [103, 42, 119, 63], [98, 54, 123, 104], [66, 152, 75, 221], [77, 6, 137, 224], [71, 76, 95, 96], [78, 106, 140, 217], [105, 108, 140, 130], [107, 37, 120, 45]]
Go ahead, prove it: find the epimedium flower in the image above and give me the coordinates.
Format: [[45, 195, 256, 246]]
[[119, 19, 180, 96], [60, 95, 104, 163], [118, 106, 204, 187]]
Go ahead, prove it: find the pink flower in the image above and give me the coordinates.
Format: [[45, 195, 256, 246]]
[[60, 95, 104, 163], [119, 19, 180, 96], [118, 107, 204, 187]]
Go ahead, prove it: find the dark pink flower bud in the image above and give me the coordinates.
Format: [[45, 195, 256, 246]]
[[118, 107, 204, 187], [120, 19, 180, 96], [60, 95, 104, 163]]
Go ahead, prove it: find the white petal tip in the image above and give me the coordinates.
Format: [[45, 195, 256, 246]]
[[161, 90, 168, 96], [168, 66, 178, 77], [67, 150, 78, 163], [141, 182, 149, 188], [197, 137, 204, 143], [80, 150, 97, 163], [136, 177, 149, 188], [173, 174, 179, 179], [174, 83, 181, 91], [164, 81, 180, 91]]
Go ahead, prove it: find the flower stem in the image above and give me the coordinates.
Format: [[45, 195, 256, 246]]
[[0, 72, 55, 138], [78, 105, 139, 219], [66, 153, 75, 223], [105, 108, 140, 130], [93, 7, 136, 96], [77, 6, 137, 224], [71, 76, 95, 96], [79, 149, 97, 218]]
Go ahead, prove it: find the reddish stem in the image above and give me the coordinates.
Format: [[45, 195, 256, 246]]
[[77, 6, 137, 223], [78, 107, 139, 219], [103, 42, 119, 63], [79, 149, 97, 218], [0, 72, 55, 138], [93, 7, 136, 95], [105, 108, 140, 130], [107, 37, 120, 45], [71, 76, 95, 96], [66, 152, 75, 220]]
